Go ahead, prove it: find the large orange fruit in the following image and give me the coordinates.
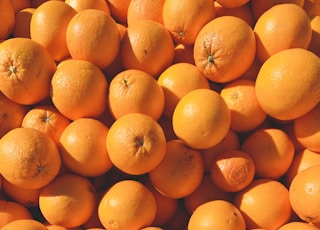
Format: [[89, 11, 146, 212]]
[[255, 48, 320, 121]]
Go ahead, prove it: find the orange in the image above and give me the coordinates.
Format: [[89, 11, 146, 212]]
[[254, 4, 312, 63], [22, 105, 71, 145], [106, 0, 131, 24], [304, 0, 320, 16], [0, 37, 56, 105], [241, 128, 295, 179], [184, 174, 234, 214], [1, 219, 47, 230], [120, 20, 175, 78], [59, 118, 113, 177], [30, 1, 77, 61], [98, 179, 157, 230], [255, 48, 320, 121], [148, 139, 204, 199], [200, 129, 240, 172], [294, 103, 320, 152], [50, 59, 108, 121], [250, 0, 305, 20], [12, 7, 35, 38], [193, 16, 256, 83], [214, 2, 254, 27], [2, 179, 41, 207], [210, 150, 255, 192], [39, 173, 97, 228], [158, 62, 210, 119], [65, 0, 110, 15], [289, 165, 320, 225], [145, 180, 178, 226], [0, 127, 61, 190], [45, 223, 83, 230], [278, 221, 320, 230], [127, 0, 165, 26], [10, 0, 31, 13], [172, 88, 231, 149], [309, 16, 320, 62], [106, 113, 166, 175], [162, 0, 216, 45], [108, 69, 165, 120], [188, 200, 246, 230], [285, 149, 320, 187], [233, 178, 292, 230], [0, 0, 15, 40], [0, 199, 33, 228], [66, 9, 121, 69], [172, 43, 195, 65], [220, 79, 267, 132], [0, 92, 27, 138]]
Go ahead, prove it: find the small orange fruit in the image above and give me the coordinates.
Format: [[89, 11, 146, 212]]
[[308, 16, 320, 56], [148, 139, 204, 199], [172, 88, 231, 149], [0, 37, 56, 105], [194, 16, 256, 83], [106, 0, 131, 24], [66, 9, 121, 69], [59, 118, 113, 177], [233, 178, 292, 230], [65, 0, 110, 15], [210, 150, 255, 192], [98, 179, 157, 230], [289, 165, 320, 225], [1, 219, 47, 230], [278, 221, 320, 230], [106, 113, 166, 175], [108, 69, 165, 120], [188, 200, 246, 230], [120, 19, 175, 77], [39, 173, 97, 228], [0, 127, 61, 190]]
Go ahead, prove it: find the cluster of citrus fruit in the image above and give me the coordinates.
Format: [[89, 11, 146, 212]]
[[0, 0, 320, 229]]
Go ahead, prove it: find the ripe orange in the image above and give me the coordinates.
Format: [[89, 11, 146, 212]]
[[50, 59, 108, 121], [172, 88, 231, 149], [106, 113, 166, 175], [241, 128, 295, 179], [66, 9, 121, 69], [45, 223, 83, 230], [188, 200, 246, 230], [22, 105, 71, 145], [0, 92, 27, 138], [148, 139, 204, 199], [59, 118, 113, 177], [1, 219, 47, 230], [220, 79, 267, 132], [184, 174, 234, 214], [233, 178, 292, 230], [65, 0, 110, 15], [0, 0, 15, 40], [0, 199, 33, 228], [30, 1, 77, 61], [255, 48, 320, 121], [127, 0, 165, 26], [106, 0, 131, 24], [0, 127, 61, 190], [162, 0, 216, 45], [278, 221, 320, 230], [285, 148, 320, 187], [194, 16, 256, 83], [98, 179, 157, 230], [2, 179, 41, 207], [0, 37, 56, 105], [308, 16, 320, 56], [158, 63, 210, 119], [210, 150, 255, 192], [13, 7, 35, 38], [39, 173, 97, 228], [120, 19, 175, 77], [200, 129, 240, 172], [294, 103, 320, 152], [108, 69, 165, 120], [254, 3, 312, 63]]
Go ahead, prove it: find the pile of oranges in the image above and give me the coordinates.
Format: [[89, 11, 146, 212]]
[[1, 0, 320, 229]]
